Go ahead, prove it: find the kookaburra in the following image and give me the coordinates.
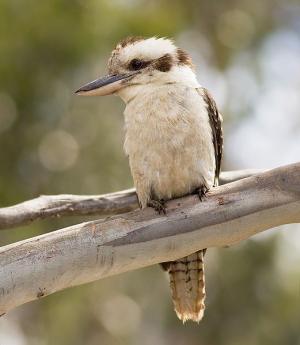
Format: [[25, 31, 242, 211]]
[[76, 36, 223, 323]]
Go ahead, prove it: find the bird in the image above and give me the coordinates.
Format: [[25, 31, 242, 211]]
[[76, 36, 223, 323]]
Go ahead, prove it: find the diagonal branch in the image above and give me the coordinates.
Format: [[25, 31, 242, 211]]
[[0, 169, 262, 230], [0, 163, 299, 315]]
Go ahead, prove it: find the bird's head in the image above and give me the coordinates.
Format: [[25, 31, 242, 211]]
[[75, 36, 197, 102]]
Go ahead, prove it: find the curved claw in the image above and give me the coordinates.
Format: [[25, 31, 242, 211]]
[[194, 186, 209, 201], [147, 199, 166, 214]]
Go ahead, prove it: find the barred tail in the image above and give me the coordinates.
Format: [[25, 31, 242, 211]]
[[162, 249, 206, 323]]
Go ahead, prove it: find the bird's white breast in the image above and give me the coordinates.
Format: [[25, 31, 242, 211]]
[[123, 83, 215, 207]]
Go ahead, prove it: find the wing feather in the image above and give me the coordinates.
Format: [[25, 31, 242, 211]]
[[197, 88, 223, 185]]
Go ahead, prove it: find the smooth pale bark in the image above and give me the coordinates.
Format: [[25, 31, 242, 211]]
[[0, 163, 299, 315], [0, 170, 262, 230]]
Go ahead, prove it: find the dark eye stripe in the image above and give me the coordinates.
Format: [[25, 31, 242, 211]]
[[128, 59, 150, 71], [153, 54, 172, 72], [128, 54, 172, 72]]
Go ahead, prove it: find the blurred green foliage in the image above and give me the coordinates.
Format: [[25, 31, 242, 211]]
[[0, 1, 299, 344]]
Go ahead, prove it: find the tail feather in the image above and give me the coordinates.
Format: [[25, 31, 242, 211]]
[[163, 250, 206, 323]]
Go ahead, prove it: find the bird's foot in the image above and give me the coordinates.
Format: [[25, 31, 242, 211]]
[[147, 199, 166, 215], [194, 186, 209, 201]]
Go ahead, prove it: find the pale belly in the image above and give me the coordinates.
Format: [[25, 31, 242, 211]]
[[139, 145, 211, 201], [123, 85, 216, 208], [125, 117, 215, 207]]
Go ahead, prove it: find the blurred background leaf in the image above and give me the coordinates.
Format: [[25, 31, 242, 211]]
[[0, 0, 300, 344]]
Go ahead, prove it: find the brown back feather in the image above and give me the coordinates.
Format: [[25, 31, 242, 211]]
[[198, 88, 223, 186]]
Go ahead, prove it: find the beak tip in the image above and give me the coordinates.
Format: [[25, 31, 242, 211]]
[[74, 88, 84, 95]]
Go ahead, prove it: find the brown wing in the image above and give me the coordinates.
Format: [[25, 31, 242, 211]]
[[197, 88, 223, 186]]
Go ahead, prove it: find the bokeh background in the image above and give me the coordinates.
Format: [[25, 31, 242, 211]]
[[0, 1, 300, 344]]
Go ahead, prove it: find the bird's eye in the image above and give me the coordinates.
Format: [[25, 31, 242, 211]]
[[129, 59, 144, 70]]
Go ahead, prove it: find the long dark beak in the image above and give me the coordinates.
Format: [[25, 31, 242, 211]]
[[75, 72, 137, 96]]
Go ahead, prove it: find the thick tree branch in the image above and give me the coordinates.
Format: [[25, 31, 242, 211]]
[[0, 163, 299, 315], [0, 169, 262, 230]]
